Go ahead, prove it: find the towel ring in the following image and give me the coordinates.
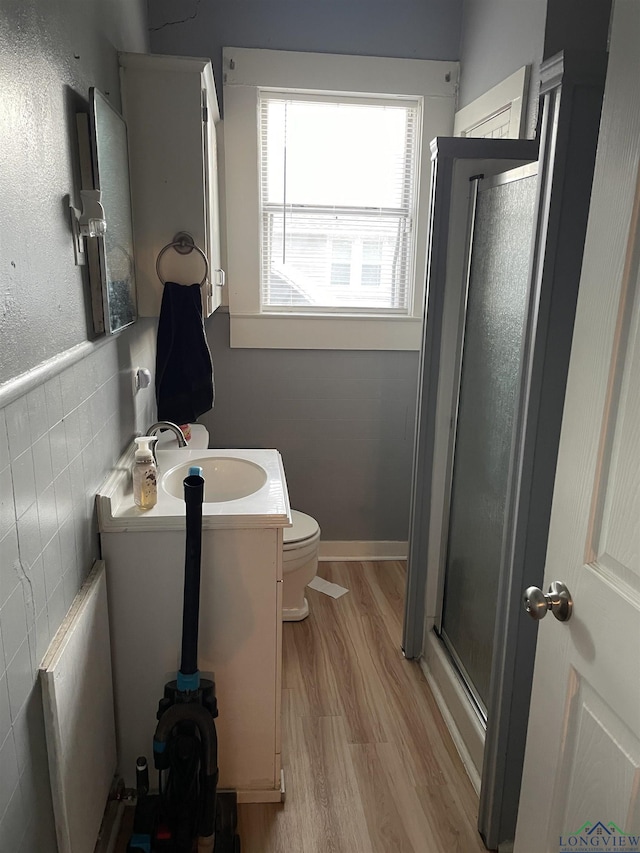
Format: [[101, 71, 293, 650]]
[[156, 232, 209, 288]]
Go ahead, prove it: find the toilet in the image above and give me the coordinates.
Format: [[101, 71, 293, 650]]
[[166, 424, 320, 621], [282, 510, 321, 621]]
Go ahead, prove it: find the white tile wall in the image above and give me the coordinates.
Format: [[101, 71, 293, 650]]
[[0, 320, 156, 850]]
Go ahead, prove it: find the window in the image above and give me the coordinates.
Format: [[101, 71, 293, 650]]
[[223, 48, 458, 349], [259, 94, 420, 314]]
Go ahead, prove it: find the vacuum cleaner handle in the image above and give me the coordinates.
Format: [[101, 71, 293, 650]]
[[180, 472, 204, 679]]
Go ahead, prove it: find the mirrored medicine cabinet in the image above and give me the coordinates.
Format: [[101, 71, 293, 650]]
[[77, 87, 137, 335]]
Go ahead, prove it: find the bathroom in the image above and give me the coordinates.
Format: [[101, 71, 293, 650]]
[[2, 1, 639, 852]]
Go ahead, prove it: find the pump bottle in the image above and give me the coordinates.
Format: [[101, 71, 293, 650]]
[[133, 436, 158, 509]]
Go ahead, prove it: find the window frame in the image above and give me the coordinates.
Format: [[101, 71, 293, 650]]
[[223, 47, 458, 350]]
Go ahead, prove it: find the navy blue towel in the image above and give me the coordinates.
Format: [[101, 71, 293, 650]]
[[155, 282, 214, 424]]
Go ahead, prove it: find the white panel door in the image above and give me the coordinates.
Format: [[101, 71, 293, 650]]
[[514, 2, 640, 851]]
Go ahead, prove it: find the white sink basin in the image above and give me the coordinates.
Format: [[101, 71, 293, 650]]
[[97, 447, 291, 531], [161, 456, 268, 502]]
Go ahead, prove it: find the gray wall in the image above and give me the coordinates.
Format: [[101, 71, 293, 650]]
[[543, 0, 611, 58], [149, 0, 464, 109], [150, 0, 463, 541], [0, 0, 147, 382], [203, 313, 418, 541], [458, 0, 548, 136], [0, 2, 156, 849], [457, 0, 612, 139]]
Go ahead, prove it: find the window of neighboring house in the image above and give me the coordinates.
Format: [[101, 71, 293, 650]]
[[330, 240, 352, 290], [223, 48, 458, 350], [361, 239, 383, 289]]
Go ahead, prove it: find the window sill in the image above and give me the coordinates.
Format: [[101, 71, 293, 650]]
[[229, 313, 423, 350]]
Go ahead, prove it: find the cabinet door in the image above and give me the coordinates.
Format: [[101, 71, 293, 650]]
[[120, 54, 223, 318], [203, 82, 223, 316]]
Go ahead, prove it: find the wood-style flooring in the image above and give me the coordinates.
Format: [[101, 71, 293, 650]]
[[239, 561, 486, 852], [115, 561, 486, 852]]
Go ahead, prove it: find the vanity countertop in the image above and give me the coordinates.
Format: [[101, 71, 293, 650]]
[[97, 445, 292, 533]]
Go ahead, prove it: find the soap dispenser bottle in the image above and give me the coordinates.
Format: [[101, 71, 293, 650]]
[[133, 436, 158, 510]]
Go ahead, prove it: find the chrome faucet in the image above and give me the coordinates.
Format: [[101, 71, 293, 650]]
[[146, 421, 188, 462]]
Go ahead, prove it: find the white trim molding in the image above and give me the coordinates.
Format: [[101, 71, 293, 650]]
[[454, 66, 530, 140], [421, 631, 485, 793], [223, 47, 458, 350]]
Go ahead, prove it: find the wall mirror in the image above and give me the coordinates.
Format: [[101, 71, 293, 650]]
[[81, 88, 137, 334]]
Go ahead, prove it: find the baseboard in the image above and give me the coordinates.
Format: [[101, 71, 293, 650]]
[[95, 798, 125, 853], [318, 540, 408, 561], [420, 632, 485, 794], [236, 787, 283, 804]]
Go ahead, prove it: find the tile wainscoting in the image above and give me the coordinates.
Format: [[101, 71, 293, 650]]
[[0, 320, 156, 851]]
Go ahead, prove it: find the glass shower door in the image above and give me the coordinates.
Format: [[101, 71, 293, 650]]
[[438, 165, 538, 715]]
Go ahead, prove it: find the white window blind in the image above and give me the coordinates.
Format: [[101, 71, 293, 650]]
[[259, 92, 421, 314]]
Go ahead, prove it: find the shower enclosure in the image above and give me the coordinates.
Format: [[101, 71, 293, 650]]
[[438, 165, 538, 716], [404, 50, 608, 852]]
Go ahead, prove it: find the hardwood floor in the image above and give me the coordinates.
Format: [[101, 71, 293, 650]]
[[115, 561, 487, 852], [238, 561, 486, 853]]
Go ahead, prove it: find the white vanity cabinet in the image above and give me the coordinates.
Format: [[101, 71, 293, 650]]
[[119, 52, 223, 317], [97, 447, 291, 803], [101, 527, 284, 802]]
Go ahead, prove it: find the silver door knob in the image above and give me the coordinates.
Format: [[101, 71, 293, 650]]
[[523, 581, 573, 622]]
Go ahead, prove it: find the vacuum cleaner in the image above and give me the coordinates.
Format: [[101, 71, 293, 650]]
[[127, 467, 240, 853]]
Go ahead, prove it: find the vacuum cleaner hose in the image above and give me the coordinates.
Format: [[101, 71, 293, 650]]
[[181, 474, 204, 677]]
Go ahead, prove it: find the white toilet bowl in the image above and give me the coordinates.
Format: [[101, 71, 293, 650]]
[[282, 510, 320, 621]]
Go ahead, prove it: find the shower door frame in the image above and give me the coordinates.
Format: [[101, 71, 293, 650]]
[[403, 137, 540, 795], [435, 160, 541, 722], [403, 136, 539, 658], [404, 51, 608, 850]]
